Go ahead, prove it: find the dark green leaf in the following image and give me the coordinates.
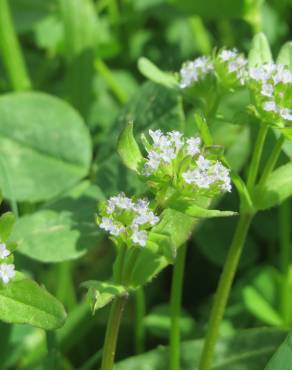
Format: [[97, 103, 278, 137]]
[[254, 163, 292, 210], [265, 331, 292, 370], [0, 92, 91, 202], [11, 182, 103, 262], [116, 328, 286, 370]]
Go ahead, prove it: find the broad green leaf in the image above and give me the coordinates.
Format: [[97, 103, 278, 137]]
[[280, 128, 292, 140], [0, 92, 91, 202], [117, 122, 143, 172], [11, 182, 103, 262], [138, 57, 178, 89], [265, 331, 292, 370], [248, 33, 273, 68], [81, 281, 127, 311], [116, 328, 286, 370], [0, 212, 15, 243], [243, 286, 283, 327], [277, 42, 292, 69], [253, 163, 292, 210], [0, 274, 66, 330]]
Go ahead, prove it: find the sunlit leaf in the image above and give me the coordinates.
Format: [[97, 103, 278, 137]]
[[248, 32, 273, 68]]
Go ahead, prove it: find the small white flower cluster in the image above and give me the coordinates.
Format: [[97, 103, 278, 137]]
[[99, 193, 159, 247], [249, 63, 292, 122], [143, 129, 231, 194], [179, 49, 247, 89], [182, 155, 232, 192], [218, 48, 247, 85], [179, 56, 214, 88], [0, 243, 15, 284]]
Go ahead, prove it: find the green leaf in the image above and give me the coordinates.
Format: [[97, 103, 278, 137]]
[[194, 113, 213, 146], [11, 182, 104, 262], [243, 286, 283, 327], [0, 92, 91, 202], [248, 33, 273, 68], [265, 331, 292, 370], [81, 281, 127, 312], [117, 122, 143, 172], [277, 42, 292, 69], [0, 274, 66, 330], [0, 212, 15, 243], [254, 163, 292, 210], [171, 201, 237, 219], [138, 57, 178, 89], [115, 328, 286, 370]]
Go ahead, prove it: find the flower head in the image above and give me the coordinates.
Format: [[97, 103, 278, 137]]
[[248, 63, 292, 126], [179, 56, 214, 88], [0, 264, 15, 284], [0, 243, 10, 259], [141, 129, 231, 197], [98, 193, 159, 247]]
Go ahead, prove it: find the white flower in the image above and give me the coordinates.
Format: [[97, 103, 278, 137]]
[[0, 243, 10, 259], [219, 49, 237, 61], [263, 101, 278, 113], [0, 264, 15, 284], [106, 193, 134, 213], [182, 169, 213, 189], [196, 155, 210, 170], [280, 108, 292, 121], [179, 56, 214, 89], [168, 131, 184, 150], [186, 137, 201, 156], [131, 227, 148, 247], [99, 217, 124, 236], [149, 129, 164, 146], [261, 83, 273, 97]]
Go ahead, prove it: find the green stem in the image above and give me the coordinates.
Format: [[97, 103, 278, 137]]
[[198, 213, 253, 370], [0, 0, 31, 90], [279, 200, 291, 326], [134, 287, 146, 354], [258, 135, 285, 188], [101, 296, 127, 370], [45, 331, 58, 370], [246, 124, 268, 192], [95, 58, 128, 104], [170, 243, 187, 370]]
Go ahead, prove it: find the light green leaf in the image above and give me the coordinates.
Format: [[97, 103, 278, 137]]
[[171, 201, 237, 219], [11, 182, 103, 262], [0, 92, 91, 202], [277, 42, 292, 69], [243, 286, 283, 327], [0, 274, 66, 330], [0, 212, 15, 243], [248, 33, 273, 68], [117, 122, 143, 172], [81, 281, 127, 311], [254, 163, 292, 210], [115, 328, 286, 370], [265, 331, 292, 370], [138, 57, 178, 89]]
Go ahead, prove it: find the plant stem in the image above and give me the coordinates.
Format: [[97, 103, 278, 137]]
[[246, 124, 268, 192], [189, 16, 212, 55], [170, 243, 187, 370], [258, 135, 285, 187], [198, 213, 253, 370], [0, 0, 31, 90], [279, 200, 291, 326], [101, 296, 127, 370], [45, 331, 58, 370], [134, 287, 146, 354]]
